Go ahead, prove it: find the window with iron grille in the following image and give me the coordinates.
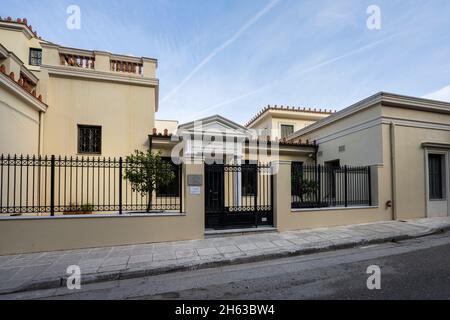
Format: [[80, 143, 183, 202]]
[[291, 162, 304, 196], [29, 48, 42, 66], [156, 158, 180, 197], [280, 124, 294, 138], [78, 125, 102, 154], [428, 153, 446, 200], [242, 163, 257, 196]]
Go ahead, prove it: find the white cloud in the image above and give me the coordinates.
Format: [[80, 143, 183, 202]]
[[423, 85, 450, 102]]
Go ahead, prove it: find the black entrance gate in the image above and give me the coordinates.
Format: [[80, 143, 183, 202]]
[[205, 163, 273, 229]]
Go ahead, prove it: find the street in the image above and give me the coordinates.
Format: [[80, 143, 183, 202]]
[[3, 233, 450, 300]]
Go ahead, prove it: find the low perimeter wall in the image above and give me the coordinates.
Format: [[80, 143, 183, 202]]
[[0, 162, 394, 255], [0, 164, 204, 255], [274, 162, 393, 231]]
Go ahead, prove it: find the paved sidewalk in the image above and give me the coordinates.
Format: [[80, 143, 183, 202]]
[[1, 217, 449, 295]]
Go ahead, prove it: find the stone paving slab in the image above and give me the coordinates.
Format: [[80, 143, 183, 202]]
[[0, 217, 449, 295]]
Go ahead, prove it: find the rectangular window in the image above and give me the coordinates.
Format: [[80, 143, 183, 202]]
[[78, 125, 102, 154], [291, 162, 303, 196], [280, 124, 294, 138], [157, 158, 180, 197], [242, 163, 257, 196], [428, 154, 445, 200], [29, 48, 42, 66]]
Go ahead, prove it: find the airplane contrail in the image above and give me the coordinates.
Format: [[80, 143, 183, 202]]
[[187, 31, 403, 120], [160, 0, 282, 104]]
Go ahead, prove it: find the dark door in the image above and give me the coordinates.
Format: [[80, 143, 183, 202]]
[[324, 160, 340, 204], [205, 164, 224, 228], [205, 164, 273, 229]]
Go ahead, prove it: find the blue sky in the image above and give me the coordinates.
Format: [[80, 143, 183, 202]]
[[2, 0, 450, 124]]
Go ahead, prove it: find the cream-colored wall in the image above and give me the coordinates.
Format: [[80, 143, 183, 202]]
[[0, 86, 40, 154], [383, 106, 450, 220], [43, 76, 156, 157], [0, 163, 204, 255], [315, 125, 383, 166], [274, 162, 392, 231], [297, 105, 382, 144], [155, 119, 178, 134], [248, 110, 331, 139], [292, 102, 450, 221], [293, 106, 384, 166], [0, 28, 42, 71]]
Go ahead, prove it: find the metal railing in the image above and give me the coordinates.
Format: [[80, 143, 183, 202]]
[[0, 154, 182, 216], [291, 163, 372, 209], [205, 163, 273, 228]]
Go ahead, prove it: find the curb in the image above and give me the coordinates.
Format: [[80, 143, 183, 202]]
[[1, 225, 449, 296]]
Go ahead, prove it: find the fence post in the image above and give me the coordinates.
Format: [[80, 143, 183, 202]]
[[50, 155, 55, 216], [368, 166, 372, 206], [344, 165, 348, 207], [317, 164, 321, 208], [179, 164, 183, 213], [254, 165, 258, 228], [119, 157, 123, 215]]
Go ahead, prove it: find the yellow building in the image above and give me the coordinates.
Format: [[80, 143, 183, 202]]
[[245, 105, 334, 140], [288, 92, 450, 220], [0, 17, 158, 157], [0, 17, 449, 255]]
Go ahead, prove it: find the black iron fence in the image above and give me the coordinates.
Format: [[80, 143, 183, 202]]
[[0, 154, 182, 216], [291, 163, 372, 209], [205, 163, 273, 228]]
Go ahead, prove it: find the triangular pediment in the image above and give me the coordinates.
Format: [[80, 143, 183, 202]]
[[178, 115, 248, 136]]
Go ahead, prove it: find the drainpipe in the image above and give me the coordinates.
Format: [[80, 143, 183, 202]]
[[148, 135, 153, 152], [389, 122, 397, 220], [38, 111, 44, 155], [314, 143, 319, 166]]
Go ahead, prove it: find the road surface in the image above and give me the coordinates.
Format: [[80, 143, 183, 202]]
[[3, 233, 450, 300]]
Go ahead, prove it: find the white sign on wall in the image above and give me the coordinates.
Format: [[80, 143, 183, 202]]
[[189, 186, 201, 195]]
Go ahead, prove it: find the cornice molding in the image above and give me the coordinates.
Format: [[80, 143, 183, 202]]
[[307, 115, 450, 145], [288, 92, 450, 140], [422, 142, 450, 150], [0, 72, 47, 112], [0, 23, 34, 40], [41, 64, 159, 87], [0, 43, 39, 84], [246, 105, 335, 128]]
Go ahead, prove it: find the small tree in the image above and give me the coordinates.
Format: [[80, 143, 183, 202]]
[[124, 150, 176, 212]]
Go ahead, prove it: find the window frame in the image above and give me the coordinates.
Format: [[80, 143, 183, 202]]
[[241, 162, 257, 197], [291, 161, 304, 197], [156, 157, 180, 197], [29, 48, 42, 66], [280, 124, 295, 138], [77, 125, 102, 155], [427, 152, 447, 201]]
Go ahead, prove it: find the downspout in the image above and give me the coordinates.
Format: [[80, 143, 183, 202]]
[[148, 135, 153, 152], [389, 122, 397, 220], [314, 142, 319, 166], [38, 111, 44, 155]]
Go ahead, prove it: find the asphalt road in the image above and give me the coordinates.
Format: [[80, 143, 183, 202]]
[[3, 233, 450, 300]]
